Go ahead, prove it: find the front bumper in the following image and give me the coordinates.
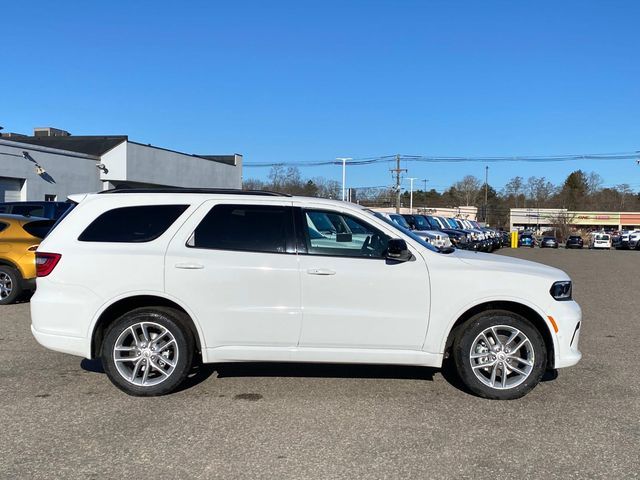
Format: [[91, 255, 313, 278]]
[[546, 300, 582, 369]]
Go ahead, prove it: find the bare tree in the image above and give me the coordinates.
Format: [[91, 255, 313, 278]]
[[586, 172, 603, 195], [452, 175, 482, 206], [504, 176, 524, 207]]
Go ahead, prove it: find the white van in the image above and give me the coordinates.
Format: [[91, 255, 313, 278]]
[[589, 232, 611, 250]]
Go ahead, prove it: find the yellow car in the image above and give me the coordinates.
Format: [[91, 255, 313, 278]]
[[0, 214, 54, 304]]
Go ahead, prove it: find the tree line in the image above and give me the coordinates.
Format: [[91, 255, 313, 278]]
[[244, 167, 640, 228]]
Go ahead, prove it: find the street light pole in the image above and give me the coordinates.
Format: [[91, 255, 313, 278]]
[[484, 166, 489, 224], [422, 179, 428, 211], [336, 157, 352, 202], [406, 177, 418, 213]]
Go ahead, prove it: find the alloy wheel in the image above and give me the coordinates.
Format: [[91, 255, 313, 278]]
[[469, 325, 535, 390], [113, 321, 179, 386], [0, 272, 13, 299]]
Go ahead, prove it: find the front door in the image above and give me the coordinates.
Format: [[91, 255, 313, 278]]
[[165, 200, 302, 349], [296, 207, 431, 350]]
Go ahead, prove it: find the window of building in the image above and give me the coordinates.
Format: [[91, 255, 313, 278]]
[[303, 210, 388, 258], [189, 204, 292, 254], [44, 194, 57, 202], [79, 205, 189, 242]]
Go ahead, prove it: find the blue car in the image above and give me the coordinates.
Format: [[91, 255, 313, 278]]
[[519, 233, 536, 248]]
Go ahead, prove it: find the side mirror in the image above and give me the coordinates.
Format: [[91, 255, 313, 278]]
[[386, 238, 412, 262]]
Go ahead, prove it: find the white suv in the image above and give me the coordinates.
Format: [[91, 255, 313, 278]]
[[31, 189, 582, 399]]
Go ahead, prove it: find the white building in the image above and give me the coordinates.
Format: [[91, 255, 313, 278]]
[[0, 127, 242, 202]]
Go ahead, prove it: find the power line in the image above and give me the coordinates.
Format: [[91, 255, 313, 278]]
[[244, 151, 640, 168]]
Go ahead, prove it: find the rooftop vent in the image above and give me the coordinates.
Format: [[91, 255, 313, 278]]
[[34, 127, 71, 137]]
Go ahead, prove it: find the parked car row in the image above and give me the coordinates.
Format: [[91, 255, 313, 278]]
[[612, 230, 640, 250], [517, 231, 614, 250], [377, 212, 508, 253]]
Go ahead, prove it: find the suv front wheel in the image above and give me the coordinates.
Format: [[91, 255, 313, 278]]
[[452, 310, 547, 400], [102, 307, 194, 396]]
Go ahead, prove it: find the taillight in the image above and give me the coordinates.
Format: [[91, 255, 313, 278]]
[[35, 252, 61, 277]]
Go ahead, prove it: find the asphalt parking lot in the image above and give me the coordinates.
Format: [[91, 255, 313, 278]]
[[1, 248, 639, 479]]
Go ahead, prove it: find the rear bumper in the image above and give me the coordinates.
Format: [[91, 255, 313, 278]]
[[21, 277, 36, 291], [31, 324, 90, 358]]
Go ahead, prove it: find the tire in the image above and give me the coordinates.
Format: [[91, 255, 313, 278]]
[[452, 310, 547, 400], [101, 307, 195, 396], [0, 266, 23, 305]]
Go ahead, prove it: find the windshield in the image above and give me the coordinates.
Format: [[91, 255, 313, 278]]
[[413, 215, 431, 230], [424, 216, 441, 229], [390, 214, 411, 229], [370, 212, 440, 253], [444, 218, 458, 229]]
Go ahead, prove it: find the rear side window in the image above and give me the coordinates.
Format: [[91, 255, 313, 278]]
[[23, 220, 56, 239], [190, 204, 292, 254], [79, 205, 188, 243]]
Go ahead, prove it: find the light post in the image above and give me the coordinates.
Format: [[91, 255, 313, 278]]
[[336, 157, 352, 202], [422, 179, 428, 211], [406, 177, 418, 213]]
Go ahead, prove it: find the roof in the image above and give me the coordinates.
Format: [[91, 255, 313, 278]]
[[99, 188, 289, 197], [6, 135, 128, 156]]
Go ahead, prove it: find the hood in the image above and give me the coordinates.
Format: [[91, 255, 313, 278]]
[[452, 249, 569, 281]]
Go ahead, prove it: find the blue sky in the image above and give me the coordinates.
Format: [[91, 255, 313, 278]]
[[2, 0, 639, 192]]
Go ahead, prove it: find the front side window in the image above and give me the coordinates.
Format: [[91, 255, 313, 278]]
[[304, 210, 389, 258], [79, 205, 189, 242], [190, 204, 292, 254]]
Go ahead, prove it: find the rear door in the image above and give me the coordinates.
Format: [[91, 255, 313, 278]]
[[165, 199, 302, 349]]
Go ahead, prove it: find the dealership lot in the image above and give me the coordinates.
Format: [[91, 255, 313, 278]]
[[1, 248, 638, 479]]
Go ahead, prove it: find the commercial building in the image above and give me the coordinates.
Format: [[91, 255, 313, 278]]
[[510, 208, 640, 232], [0, 127, 242, 202], [375, 205, 478, 220]]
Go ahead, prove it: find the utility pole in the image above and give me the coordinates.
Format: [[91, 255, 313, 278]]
[[484, 166, 489, 224], [337, 157, 352, 202], [390, 154, 407, 213], [422, 179, 428, 212], [406, 177, 418, 213]]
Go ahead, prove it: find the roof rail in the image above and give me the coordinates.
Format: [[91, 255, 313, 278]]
[[98, 187, 291, 197]]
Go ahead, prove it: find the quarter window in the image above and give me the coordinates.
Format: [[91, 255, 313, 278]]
[[0, 222, 7, 234], [79, 205, 188, 242], [190, 204, 292, 254], [303, 210, 389, 258]]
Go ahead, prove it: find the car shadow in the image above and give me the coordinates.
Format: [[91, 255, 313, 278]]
[[80, 358, 558, 395]]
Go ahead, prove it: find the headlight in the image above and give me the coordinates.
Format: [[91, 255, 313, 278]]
[[550, 281, 572, 301]]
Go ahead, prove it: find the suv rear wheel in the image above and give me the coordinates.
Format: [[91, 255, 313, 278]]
[[101, 307, 194, 396], [452, 310, 547, 400], [0, 266, 22, 305]]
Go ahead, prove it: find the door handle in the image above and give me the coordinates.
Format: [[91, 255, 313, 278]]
[[175, 263, 204, 270], [307, 268, 336, 276]]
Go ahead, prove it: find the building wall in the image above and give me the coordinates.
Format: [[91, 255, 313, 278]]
[[1, 138, 243, 202], [0, 140, 102, 201], [101, 142, 242, 189], [510, 208, 640, 231]]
